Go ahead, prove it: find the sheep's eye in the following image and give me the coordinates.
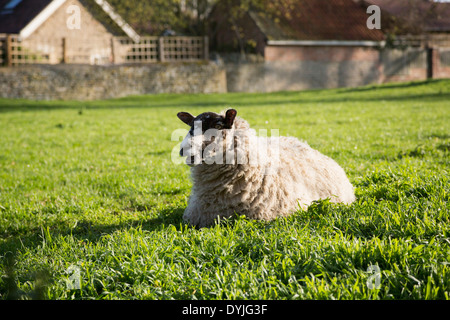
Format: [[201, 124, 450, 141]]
[[215, 124, 222, 129]]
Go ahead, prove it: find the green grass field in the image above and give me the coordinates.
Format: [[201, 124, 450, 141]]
[[0, 79, 449, 300]]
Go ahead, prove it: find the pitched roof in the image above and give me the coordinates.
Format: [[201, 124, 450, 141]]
[[0, 0, 51, 33], [0, 0, 139, 41], [364, 0, 450, 33], [249, 0, 385, 41]]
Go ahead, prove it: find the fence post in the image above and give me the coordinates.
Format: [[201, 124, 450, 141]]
[[5, 34, 12, 66], [426, 46, 435, 79], [62, 37, 67, 63], [110, 37, 115, 64], [159, 37, 165, 62], [203, 36, 208, 61]]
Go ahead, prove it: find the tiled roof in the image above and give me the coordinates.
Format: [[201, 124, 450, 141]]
[[364, 0, 450, 32], [250, 0, 385, 41], [0, 0, 138, 40], [0, 0, 52, 33]]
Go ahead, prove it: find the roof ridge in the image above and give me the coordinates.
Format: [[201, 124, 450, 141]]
[[0, 0, 140, 41], [246, 0, 385, 41], [92, 0, 139, 42]]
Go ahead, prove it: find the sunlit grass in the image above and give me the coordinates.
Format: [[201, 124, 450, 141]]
[[0, 79, 449, 299]]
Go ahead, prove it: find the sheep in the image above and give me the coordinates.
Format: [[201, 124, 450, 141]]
[[176, 109, 356, 227]]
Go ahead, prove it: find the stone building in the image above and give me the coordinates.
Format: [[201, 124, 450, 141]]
[[0, 0, 218, 100], [0, 0, 139, 65]]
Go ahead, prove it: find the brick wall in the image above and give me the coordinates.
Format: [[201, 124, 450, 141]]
[[380, 48, 427, 83], [0, 62, 226, 100], [435, 48, 450, 79], [225, 46, 383, 92], [265, 46, 380, 62], [225, 45, 450, 92]]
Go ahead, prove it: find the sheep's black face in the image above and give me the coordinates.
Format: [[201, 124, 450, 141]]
[[177, 109, 237, 166]]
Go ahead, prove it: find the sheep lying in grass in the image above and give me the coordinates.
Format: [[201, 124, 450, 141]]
[[177, 109, 355, 227]]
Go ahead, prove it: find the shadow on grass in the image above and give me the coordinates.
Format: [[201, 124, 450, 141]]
[[0, 79, 449, 113], [0, 204, 187, 299], [0, 205, 187, 257], [337, 78, 448, 93]]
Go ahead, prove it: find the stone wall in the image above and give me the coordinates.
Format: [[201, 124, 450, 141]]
[[0, 62, 226, 100], [1, 47, 449, 101]]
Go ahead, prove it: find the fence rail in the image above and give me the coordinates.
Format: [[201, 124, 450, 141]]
[[117, 36, 208, 63], [118, 37, 159, 63], [0, 34, 208, 66], [0, 34, 51, 66]]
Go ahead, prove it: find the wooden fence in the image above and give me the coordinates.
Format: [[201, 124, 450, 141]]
[[0, 35, 3, 66], [0, 34, 208, 66], [117, 36, 208, 63], [0, 34, 51, 66]]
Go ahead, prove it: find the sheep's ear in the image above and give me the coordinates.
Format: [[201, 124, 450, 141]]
[[225, 109, 237, 128], [177, 112, 194, 126]]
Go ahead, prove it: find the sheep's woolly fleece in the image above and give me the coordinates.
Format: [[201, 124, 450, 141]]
[[180, 110, 356, 227]]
